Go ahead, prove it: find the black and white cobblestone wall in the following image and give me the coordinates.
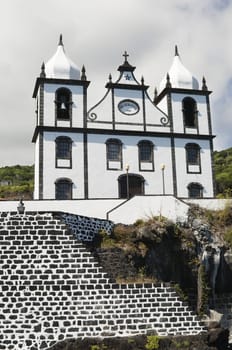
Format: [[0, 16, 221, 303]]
[[61, 213, 114, 242], [0, 212, 205, 350]]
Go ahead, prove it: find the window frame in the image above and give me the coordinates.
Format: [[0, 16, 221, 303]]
[[55, 87, 73, 124], [187, 182, 203, 198], [138, 140, 154, 171], [106, 138, 123, 170], [182, 97, 198, 131], [55, 136, 72, 169], [55, 178, 73, 200], [185, 143, 201, 173]]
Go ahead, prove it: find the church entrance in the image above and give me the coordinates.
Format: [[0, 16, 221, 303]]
[[118, 174, 144, 199]]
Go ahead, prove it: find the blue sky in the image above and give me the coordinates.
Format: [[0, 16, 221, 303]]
[[0, 0, 231, 165]]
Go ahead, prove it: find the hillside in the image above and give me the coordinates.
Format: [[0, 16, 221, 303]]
[[0, 164, 34, 199], [0, 147, 231, 199], [214, 147, 232, 196]]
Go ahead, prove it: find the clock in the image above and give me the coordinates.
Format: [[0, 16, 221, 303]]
[[118, 99, 139, 115]]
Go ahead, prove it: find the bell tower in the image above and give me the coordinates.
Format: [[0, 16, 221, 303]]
[[32, 35, 90, 199], [155, 46, 215, 198]]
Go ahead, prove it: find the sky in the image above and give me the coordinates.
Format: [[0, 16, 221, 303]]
[[0, 0, 231, 166]]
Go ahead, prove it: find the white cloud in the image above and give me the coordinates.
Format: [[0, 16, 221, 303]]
[[0, 0, 231, 165]]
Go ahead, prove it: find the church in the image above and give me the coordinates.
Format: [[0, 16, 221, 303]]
[[32, 36, 215, 201]]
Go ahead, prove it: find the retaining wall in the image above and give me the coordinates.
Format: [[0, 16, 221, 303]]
[[0, 212, 205, 350]]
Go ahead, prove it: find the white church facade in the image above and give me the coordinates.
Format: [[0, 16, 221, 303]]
[[32, 36, 215, 201]]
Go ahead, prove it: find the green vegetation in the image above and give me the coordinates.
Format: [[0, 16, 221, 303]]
[[225, 228, 232, 247], [197, 264, 209, 316], [172, 339, 190, 348], [214, 147, 232, 197], [0, 165, 34, 199], [145, 335, 160, 350]]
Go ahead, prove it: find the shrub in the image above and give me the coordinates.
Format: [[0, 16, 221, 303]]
[[225, 228, 232, 247], [145, 335, 160, 350]]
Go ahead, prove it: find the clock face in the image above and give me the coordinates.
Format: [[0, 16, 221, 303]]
[[118, 99, 139, 115]]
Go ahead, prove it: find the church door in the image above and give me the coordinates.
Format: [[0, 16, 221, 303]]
[[118, 174, 144, 199]]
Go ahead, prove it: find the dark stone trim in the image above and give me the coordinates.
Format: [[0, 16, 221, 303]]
[[112, 89, 115, 130], [87, 120, 168, 127], [83, 82, 89, 198], [39, 132, 44, 199], [167, 91, 177, 197], [210, 138, 216, 197], [39, 83, 44, 126], [33, 77, 90, 98], [117, 60, 135, 72], [203, 94, 215, 196], [32, 125, 216, 142], [105, 82, 149, 91], [154, 87, 212, 104], [142, 89, 146, 131], [206, 94, 213, 136], [83, 132, 88, 199]]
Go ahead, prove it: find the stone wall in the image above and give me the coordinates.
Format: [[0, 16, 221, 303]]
[[0, 212, 205, 350], [61, 213, 113, 242], [213, 294, 232, 343]]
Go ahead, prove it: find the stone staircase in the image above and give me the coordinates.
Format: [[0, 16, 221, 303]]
[[0, 212, 206, 350]]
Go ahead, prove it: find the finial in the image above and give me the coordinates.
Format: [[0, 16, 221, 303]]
[[166, 73, 172, 88], [108, 73, 112, 82], [175, 45, 179, 56], [81, 65, 87, 80], [40, 62, 46, 78], [141, 76, 144, 85], [59, 34, 63, 46], [154, 87, 158, 101], [202, 76, 208, 90], [123, 51, 129, 62]]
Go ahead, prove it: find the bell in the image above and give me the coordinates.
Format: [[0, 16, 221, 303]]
[[60, 102, 66, 110]]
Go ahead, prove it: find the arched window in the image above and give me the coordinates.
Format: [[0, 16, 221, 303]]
[[185, 143, 201, 173], [138, 140, 154, 171], [55, 136, 72, 168], [55, 178, 73, 200], [106, 138, 122, 170], [182, 97, 198, 129], [187, 182, 203, 198], [55, 88, 72, 121]]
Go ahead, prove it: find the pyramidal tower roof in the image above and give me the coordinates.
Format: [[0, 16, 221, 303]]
[[45, 35, 80, 80], [159, 46, 199, 92]]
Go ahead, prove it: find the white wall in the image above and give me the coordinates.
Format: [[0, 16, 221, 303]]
[[42, 131, 84, 199], [171, 93, 210, 134], [174, 138, 214, 197], [1, 197, 230, 224], [184, 198, 232, 211], [87, 134, 174, 198], [108, 195, 189, 224], [33, 138, 40, 199]]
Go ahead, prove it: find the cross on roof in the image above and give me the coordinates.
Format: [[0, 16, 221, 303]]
[[123, 51, 129, 61]]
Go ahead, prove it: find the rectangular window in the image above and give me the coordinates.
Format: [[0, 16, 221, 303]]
[[140, 144, 152, 162], [57, 141, 71, 159], [187, 148, 199, 165]]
